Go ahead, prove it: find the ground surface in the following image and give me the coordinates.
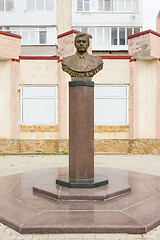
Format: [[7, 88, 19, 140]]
[[0, 154, 160, 239]]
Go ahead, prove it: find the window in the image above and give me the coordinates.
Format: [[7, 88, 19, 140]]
[[119, 28, 125, 45], [132, 0, 138, 11], [27, 0, 35, 10], [105, 0, 111, 11], [1, 27, 57, 45], [21, 86, 57, 125], [19, 28, 47, 44], [77, 0, 138, 12], [77, 0, 83, 11], [37, 0, 44, 10], [77, 0, 90, 11], [98, 0, 112, 11], [84, 0, 90, 11], [111, 28, 117, 45], [97, 27, 103, 46], [134, 27, 140, 34], [98, 0, 103, 11], [127, 27, 132, 43], [27, 0, 54, 11], [126, 0, 131, 11], [0, 0, 14, 11], [73, 26, 141, 50], [39, 31, 47, 44], [112, 0, 117, 11], [119, 0, 124, 11], [94, 85, 128, 125]]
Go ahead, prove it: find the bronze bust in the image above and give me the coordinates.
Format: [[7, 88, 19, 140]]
[[62, 33, 103, 78]]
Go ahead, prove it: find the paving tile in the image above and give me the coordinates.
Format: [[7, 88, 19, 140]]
[[94, 233, 127, 239], [16, 235, 33, 239], [48, 235, 64, 239], [32, 234, 49, 240], [136, 239, 152, 240], [126, 234, 143, 239]]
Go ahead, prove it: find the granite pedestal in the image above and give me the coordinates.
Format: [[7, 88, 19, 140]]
[[69, 81, 94, 180], [56, 80, 108, 188]]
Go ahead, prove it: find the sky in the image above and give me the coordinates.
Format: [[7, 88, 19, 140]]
[[143, 0, 160, 31]]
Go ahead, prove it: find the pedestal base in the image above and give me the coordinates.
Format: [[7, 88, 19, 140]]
[[56, 173, 108, 188], [1, 167, 160, 234], [33, 167, 131, 200]]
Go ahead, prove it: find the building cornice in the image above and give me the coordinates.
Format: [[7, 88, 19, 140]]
[[0, 31, 21, 39], [128, 30, 160, 39], [99, 56, 132, 59], [58, 30, 92, 39], [19, 56, 60, 60]]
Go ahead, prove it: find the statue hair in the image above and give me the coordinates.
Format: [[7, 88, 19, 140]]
[[74, 33, 90, 46]]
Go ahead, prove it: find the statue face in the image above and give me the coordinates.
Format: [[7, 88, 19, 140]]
[[75, 36, 89, 53]]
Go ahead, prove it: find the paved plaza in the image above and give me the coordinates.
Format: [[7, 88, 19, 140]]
[[0, 154, 160, 240]]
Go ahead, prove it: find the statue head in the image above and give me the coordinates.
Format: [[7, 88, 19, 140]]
[[74, 33, 90, 54]]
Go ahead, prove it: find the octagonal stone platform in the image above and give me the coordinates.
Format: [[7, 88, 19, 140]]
[[33, 168, 130, 200], [0, 167, 160, 234]]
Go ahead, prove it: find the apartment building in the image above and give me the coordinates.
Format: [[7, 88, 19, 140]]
[[72, 0, 143, 51], [0, 0, 143, 54]]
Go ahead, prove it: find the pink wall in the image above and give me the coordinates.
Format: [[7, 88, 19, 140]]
[[156, 60, 160, 139], [129, 60, 139, 139], [10, 60, 20, 139], [0, 32, 21, 60]]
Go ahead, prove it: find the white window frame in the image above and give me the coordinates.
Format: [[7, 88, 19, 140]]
[[0, 0, 14, 11], [13, 27, 47, 45], [77, 0, 138, 12], [94, 85, 129, 125], [27, 0, 54, 11], [77, 0, 90, 11], [98, 0, 113, 11], [1, 26, 57, 45], [21, 85, 57, 125], [73, 26, 141, 50]]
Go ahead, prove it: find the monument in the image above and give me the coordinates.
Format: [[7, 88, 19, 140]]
[[62, 33, 103, 78], [30, 31, 132, 232], [56, 33, 108, 188]]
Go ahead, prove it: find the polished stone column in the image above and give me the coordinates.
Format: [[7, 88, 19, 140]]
[[69, 80, 94, 180], [56, 80, 108, 188]]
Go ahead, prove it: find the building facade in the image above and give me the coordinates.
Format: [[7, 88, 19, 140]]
[[0, 0, 143, 54], [0, 1, 160, 155]]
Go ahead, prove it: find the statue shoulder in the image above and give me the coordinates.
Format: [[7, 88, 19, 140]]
[[62, 55, 75, 65], [88, 54, 103, 66]]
